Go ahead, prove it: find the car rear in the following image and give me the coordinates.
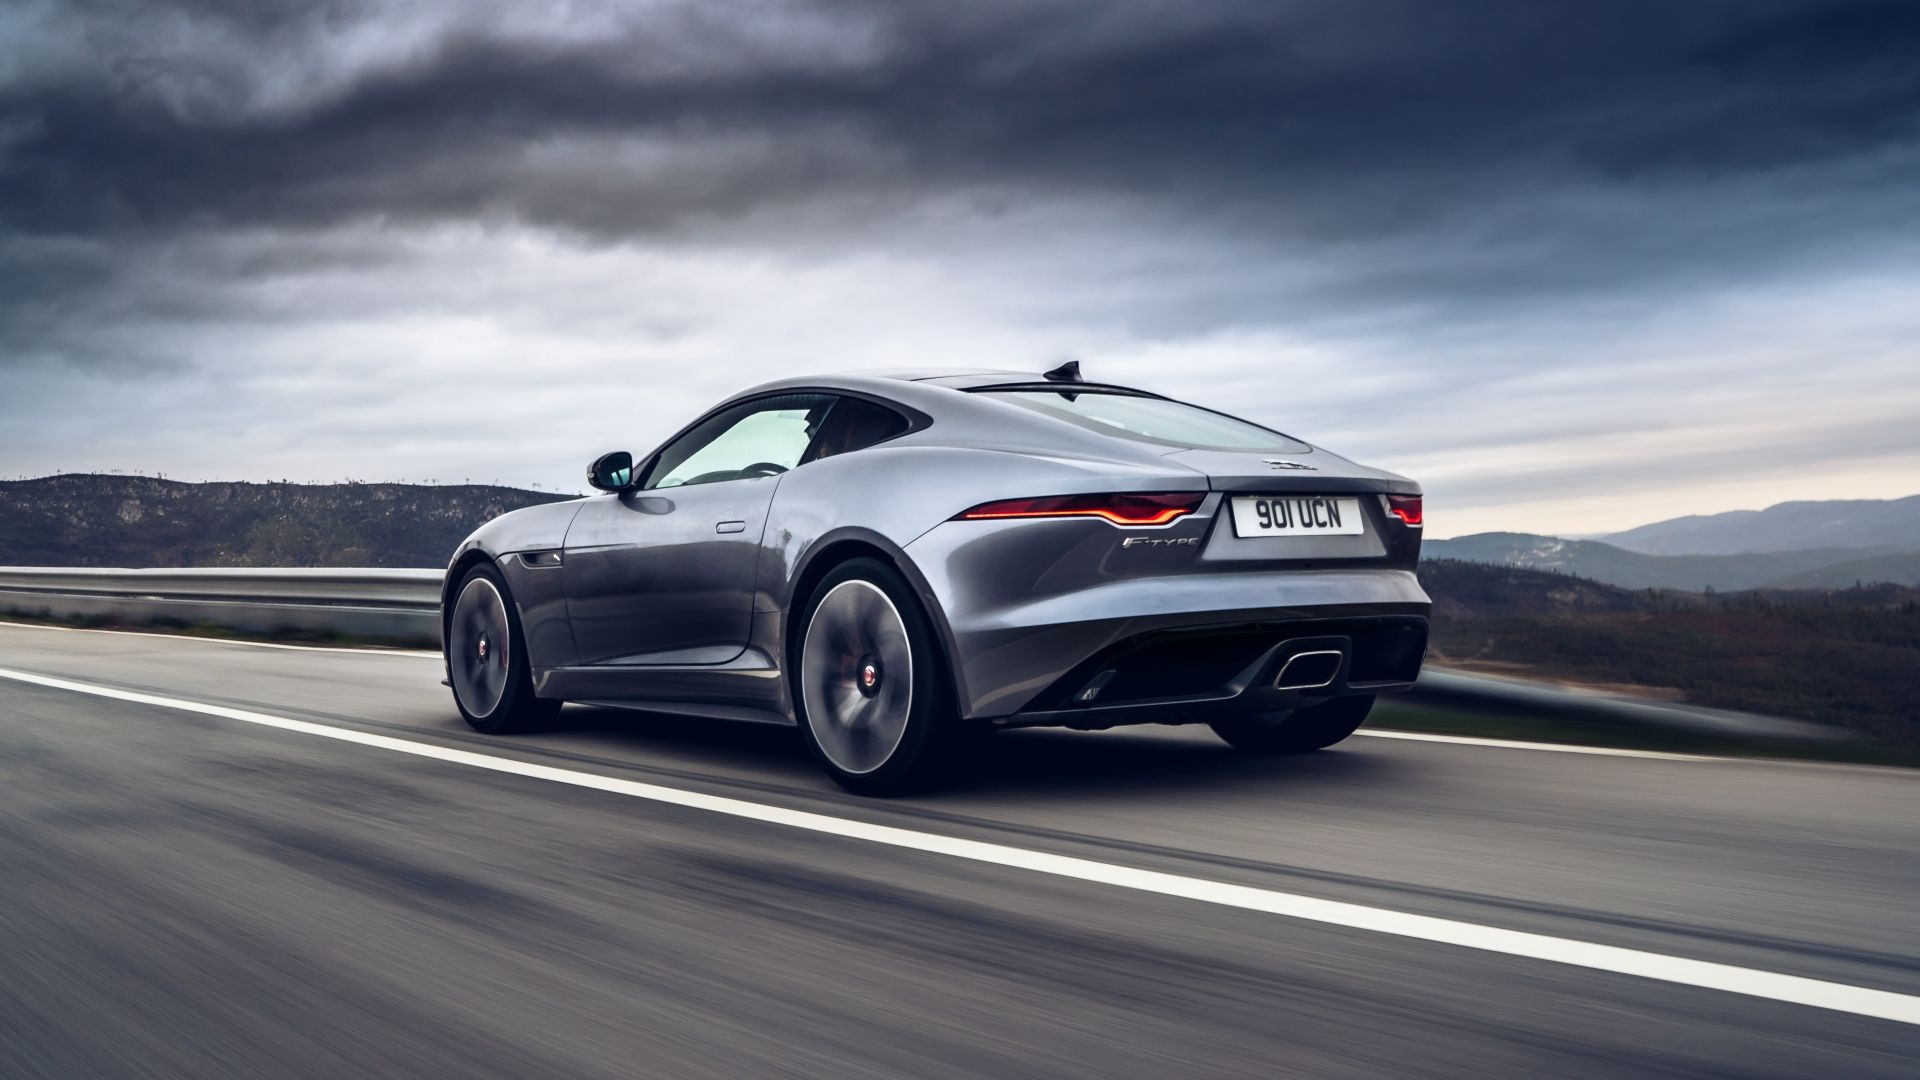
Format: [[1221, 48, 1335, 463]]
[[902, 381, 1429, 728]]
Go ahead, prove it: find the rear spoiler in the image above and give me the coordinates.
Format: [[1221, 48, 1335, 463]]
[[960, 382, 1166, 398]]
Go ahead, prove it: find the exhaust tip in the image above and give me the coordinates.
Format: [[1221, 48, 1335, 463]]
[[1274, 650, 1343, 691]]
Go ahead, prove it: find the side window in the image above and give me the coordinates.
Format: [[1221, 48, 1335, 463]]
[[801, 397, 911, 464], [643, 394, 835, 489]]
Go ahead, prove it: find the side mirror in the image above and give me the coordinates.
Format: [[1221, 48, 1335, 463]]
[[587, 450, 636, 492]]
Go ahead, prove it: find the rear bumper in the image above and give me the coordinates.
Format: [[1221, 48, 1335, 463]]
[[996, 614, 1428, 729], [905, 516, 1430, 720]]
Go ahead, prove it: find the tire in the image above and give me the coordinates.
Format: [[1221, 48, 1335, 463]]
[[793, 557, 973, 795], [1209, 694, 1374, 755], [446, 563, 561, 735]]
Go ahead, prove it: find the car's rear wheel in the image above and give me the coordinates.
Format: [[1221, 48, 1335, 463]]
[[1209, 694, 1374, 755], [447, 563, 559, 734], [795, 558, 971, 795]]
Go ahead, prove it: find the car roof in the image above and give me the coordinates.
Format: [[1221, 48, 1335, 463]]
[[720, 370, 1169, 414], [687, 368, 1332, 469]]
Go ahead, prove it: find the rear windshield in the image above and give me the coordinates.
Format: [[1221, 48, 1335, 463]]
[[976, 390, 1309, 452]]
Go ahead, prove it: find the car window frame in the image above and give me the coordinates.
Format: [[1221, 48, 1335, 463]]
[[638, 392, 838, 491], [795, 393, 917, 467], [636, 388, 926, 491]]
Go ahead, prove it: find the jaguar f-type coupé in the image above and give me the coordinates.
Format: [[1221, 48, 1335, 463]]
[[442, 363, 1428, 793]]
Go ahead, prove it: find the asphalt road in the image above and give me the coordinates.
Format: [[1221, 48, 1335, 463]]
[[2, 622, 1916, 1078]]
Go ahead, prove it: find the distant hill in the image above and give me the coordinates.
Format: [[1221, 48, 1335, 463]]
[[1761, 551, 1920, 590], [1417, 559, 1652, 619], [1599, 494, 1920, 555], [0, 475, 576, 568], [1424, 532, 1920, 591]]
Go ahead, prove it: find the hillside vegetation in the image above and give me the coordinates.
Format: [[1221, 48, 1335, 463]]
[[1424, 560, 1920, 746], [0, 475, 574, 568]]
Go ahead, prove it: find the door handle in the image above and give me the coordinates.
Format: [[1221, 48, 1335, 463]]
[[716, 520, 747, 534]]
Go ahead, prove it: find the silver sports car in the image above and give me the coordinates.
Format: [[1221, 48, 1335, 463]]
[[442, 363, 1429, 793]]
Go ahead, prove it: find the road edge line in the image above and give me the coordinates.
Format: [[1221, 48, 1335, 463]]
[[2, 664, 1915, 1027]]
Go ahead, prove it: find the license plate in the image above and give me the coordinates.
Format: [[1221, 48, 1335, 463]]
[[1230, 495, 1364, 537]]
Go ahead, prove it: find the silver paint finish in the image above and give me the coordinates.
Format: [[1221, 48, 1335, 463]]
[[1164, 446, 1415, 492], [561, 479, 777, 666], [443, 369, 1432, 728], [906, 513, 1427, 717], [444, 500, 587, 668]]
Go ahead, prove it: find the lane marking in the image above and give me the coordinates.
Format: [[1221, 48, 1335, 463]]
[[1357, 729, 1714, 761], [2, 666, 1915, 1026], [0, 620, 438, 657]]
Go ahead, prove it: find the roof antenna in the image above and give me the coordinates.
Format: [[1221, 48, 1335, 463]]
[[1043, 359, 1083, 383]]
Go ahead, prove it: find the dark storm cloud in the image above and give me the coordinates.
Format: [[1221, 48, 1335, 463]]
[[4, 0, 1919, 534], [6, 0, 1920, 242]]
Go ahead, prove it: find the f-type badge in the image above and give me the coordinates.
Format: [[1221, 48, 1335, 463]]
[[1121, 536, 1199, 549], [1264, 459, 1316, 471]]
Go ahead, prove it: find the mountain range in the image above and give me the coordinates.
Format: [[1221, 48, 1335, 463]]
[[1596, 494, 1920, 555], [1428, 493, 1920, 591]]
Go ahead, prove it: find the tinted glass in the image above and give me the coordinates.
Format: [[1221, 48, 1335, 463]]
[[979, 390, 1307, 451], [645, 394, 835, 489], [803, 397, 911, 463]]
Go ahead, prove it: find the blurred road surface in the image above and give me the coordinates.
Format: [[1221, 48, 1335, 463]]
[[1, 622, 1916, 1078]]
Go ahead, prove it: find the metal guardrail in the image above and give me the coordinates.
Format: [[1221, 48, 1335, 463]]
[[1409, 667, 1839, 745], [0, 566, 1842, 744], [0, 566, 442, 644]]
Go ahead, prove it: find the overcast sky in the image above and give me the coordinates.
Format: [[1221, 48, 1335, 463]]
[[3, 0, 1917, 537]]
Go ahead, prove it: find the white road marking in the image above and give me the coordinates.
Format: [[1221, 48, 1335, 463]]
[[2, 666, 1915, 1026], [1357, 729, 1714, 760], [0, 620, 439, 657]]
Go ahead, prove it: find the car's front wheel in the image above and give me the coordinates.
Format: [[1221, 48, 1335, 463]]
[[794, 558, 972, 795], [447, 563, 560, 734], [1209, 694, 1374, 755]]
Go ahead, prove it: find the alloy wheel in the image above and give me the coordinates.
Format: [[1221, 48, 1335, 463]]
[[450, 576, 512, 719], [800, 579, 915, 775]]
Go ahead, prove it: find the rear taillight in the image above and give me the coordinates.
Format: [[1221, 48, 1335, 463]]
[[955, 492, 1205, 527], [1386, 495, 1423, 527]]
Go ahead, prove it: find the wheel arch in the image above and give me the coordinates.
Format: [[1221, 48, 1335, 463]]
[[781, 530, 968, 714], [441, 548, 498, 644]]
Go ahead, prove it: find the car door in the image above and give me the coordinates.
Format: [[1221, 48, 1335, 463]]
[[562, 392, 835, 666]]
